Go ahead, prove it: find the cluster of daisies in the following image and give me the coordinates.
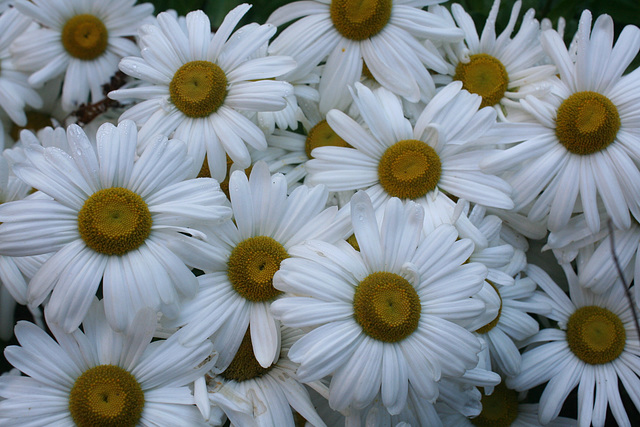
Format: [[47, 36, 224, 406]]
[[0, 0, 638, 425]]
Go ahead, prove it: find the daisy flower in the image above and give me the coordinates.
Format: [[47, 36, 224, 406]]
[[0, 120, 232, 333], [166, 161, 344, 369], [11, 0, 153, 112], [271, 191, 487, 414], [197, 326, 327, 427], [431, 0, 556, 118], [306, 81, 514, 232], [0, 299, 215, 426], [0, 8, 43, 132], [267, 0, 463, 113], [109, 6, 296, 181], [481, 11, 640, 233], [437, 382, 577, 426], [508, 264, 640, 427]]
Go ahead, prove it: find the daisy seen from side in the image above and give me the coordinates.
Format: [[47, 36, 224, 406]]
[[109, 6, 296, 181], [0, 120, 232, 333], [271, 191, 487, 415]]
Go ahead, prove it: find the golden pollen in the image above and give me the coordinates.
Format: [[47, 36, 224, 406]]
[[69, 364, 144, 427], [219, 328, 274, 382], [10, 111, 54, 141], [378, 139, 441, 199], [555, 91, 621, 155], [305, 119, 352, 159], [346, 234, 360, 251], [470, 383, 519, 427], [61, 14, 109, 60], [78, 187, 152, 256], [170, 61, 227, 118], [475, 282, 502, 334], [353, 272, 421, 342], [227, 236, 289, 302], [566, 305, 626, 365], [330, 0, 392, 41], [454, 54, 509, 108]]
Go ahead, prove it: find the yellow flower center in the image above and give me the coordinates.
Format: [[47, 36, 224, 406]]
[[346, 234, 360, 251], [10, 111, 54, 141], [227, 236, 289, 302], [378, 139, 441, 200], [566, 305, 626, 365], [68, 364, 144, 427], [330, 0, 392, 41], [170, 61, 227, 118], [555, 91, 621, 155], [470, 383, 519, 427], [305, 119, 352, 159], [78, 188, 152, 256], [353, 272, 421, 342], [475, 282, 502, 334], [61, 14, 109, 60], [454, 54, 509, 108], [219, 328, 274, 382]]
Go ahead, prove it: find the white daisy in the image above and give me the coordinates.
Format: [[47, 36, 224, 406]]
[[481, 11, 640, 233], [437, 382, 577, 426], [166, 161, 344, 369], [0, 8, 43, 131], [109, 6, 296, 181], [11, 0, 153, 112], [306, 81, 514, 232], [0, 299, 214, 426], [267, 0, 463, 113], [509, 264, 640, 427], [271, 191, 487, 414], [431, 0, 556, 119], [0, 120, 232, 333], [198, 326, 327, 427]]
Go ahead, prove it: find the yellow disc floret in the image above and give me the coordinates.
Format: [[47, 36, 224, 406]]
[[555, 91, 621, 155], [470, 382, 519, 427], [475, 282, 502, 334], [78, 188, 152, 256], [378, 139, 441, 200], [353, 271, 421, 342], [69, 364, 144, 427], [330, 0, 392, 41], [219, 328, 274, 382], [454, 54, 509, 108], [305, 119, 352, 159], [227, 236, 289, 302], [170, 61, 227, 118], [62, 14, 109, 60], [566, 305, 626, 365]]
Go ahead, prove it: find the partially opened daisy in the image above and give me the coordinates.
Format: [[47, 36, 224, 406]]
[[267, 0, 463, 113], [0, 7, 43, 134], [0, 120, 232, 333], [481, 11, 640, 233], [166, 161, 344, 370], [509, 264, 640, 427], [109, 6, 296, 181], [306, 82, 514, 231], [432, 0, 556, 118], [198, 326, 327, 427], [271, 191, 487, 414], [0, 299, 215, 426], [11, 0, 154, 112]]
